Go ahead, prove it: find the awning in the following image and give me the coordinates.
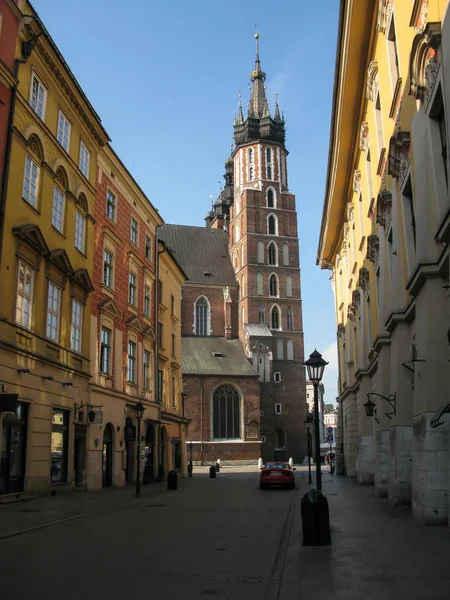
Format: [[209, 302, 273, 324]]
[[431, 403, 450, 428]]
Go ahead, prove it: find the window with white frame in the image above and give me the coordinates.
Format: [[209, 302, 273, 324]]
[[57, 110, 71, 152], [268, 214, 277, 235], [70, 299, 83, 353], [274, 372, 281, 383], [127, 341, 136, 383], [16, 261, 34, 328], [106, 190, 116, 221], [271, 305, 280, 330], [195, 296, 209, 336], [129, 272, 137, 305], [286, 339, 294, 360], [30, 72, 47, 119], [100, 327, 111, 374], [130, 217, 138, 245], [52, 186, 65, 232], [275, 403, 282, 415], [287, 306, 293, 330], [268, 242, 277, 265], [387, 15, 400, 92], [374, 90, 384, 157], [143, 350, 151, 389], [74, 211, 86, 253], [103, 250, 113, 288], [46, 282, 61, 341], [248, 148, 254, 180], [269, 274, 278, 297], [144, 285, 151, 317], [23, 155, 39, 207], [79, 141, 90, 178], [266, 148, 272, 179]]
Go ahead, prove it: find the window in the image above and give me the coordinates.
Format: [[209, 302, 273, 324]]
[[266, 148, 272, 179], [79, 141, 90, 178], [129, 272, 136, 305], [157, 279, 162, 304], [171, 294, 175, 315], [145, 235, 152, 261], [158, 369, 163, 402], [375, 91, 384, 156], [271, 305, 280, 330], [130, 217, 138, 245], [282, 244, 289, 266], [275, 403, 282, 415], [267, 189, 274, 208], [158, 322, 163, 347], [286, 274, 292, 297], [172, 376, 177, 407], [431, 86, 448, 187], [268, 242, 277, 265], [287, 339, 294, 361], [16, 261, 34, 328], [30, 72, 46, 119], [23, 155, 39, 207], [172, 333, 176, 356], [248, 148, 254, 180], [143, 350, 151, 389], [269, 274, 278, 297], [241, 274, 244, 298], [268, 215, 277, 235], [74, 211, 85, 253], [287, 306, 293, 330], [127, 341, 136, 383], [57, 111, 71, 152], [276, 428, 284, 448], [70, 299, 83, 353], [52, 186, 65, 232], [212, 384, 241, 440], [257, 272, 263, 295], [51, 409, 69, 483], [277, 339, 284, 360], [387, 15, 400, 91], [46, 282, 61, 341], [100, 327, 111, 374], [195, 296, 209, 336], [274, 372, 281, 383], [144, 285, 151, 317], [259, 304, 265, 323], [257, 241, 264, 263], [103, 250, 113, 288], [106, 190, 116, 221]]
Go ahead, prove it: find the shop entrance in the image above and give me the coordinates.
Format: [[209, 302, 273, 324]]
[[0, 402, 28, 495], [102, 424, 114, 487]]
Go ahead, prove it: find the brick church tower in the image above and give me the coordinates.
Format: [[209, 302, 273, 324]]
[[207, 35, 308, 462]]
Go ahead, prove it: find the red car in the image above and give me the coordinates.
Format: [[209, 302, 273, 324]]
[[259, 462, 296, 490]]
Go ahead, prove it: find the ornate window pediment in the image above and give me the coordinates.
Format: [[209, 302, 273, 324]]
[[352, 289, 361, 310], [388, 131, 410, 182], [126, 315, 144, 333], [347, 304, 356, 321], [376, 191, 393, 230], [410, 0, 429, 34], [337, 323, 345, 339], [98, 297, 121, 318], [367, 235, 380, 266], [359, 122, 369, 152], [13, 224, 49, 256], [143, 325, 156, 340], [376, 0, 393, 34], [48, 249, 74, 277], [409, 22, 441, 103], [353, 170, 362, 194], [358, 267, 370, 292], [347, 202, 355, 222], [72, 268, 94, 292], [366, 62, 379, 101]]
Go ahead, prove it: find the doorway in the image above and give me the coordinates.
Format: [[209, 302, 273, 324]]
[[124, 417, 135, 484], [74, 426, 86, 487], [158, 426, 167, 478], [144, 424, 154, 483], [102, 424, 114, 487], [172, 439, 181, 471], [0, 402, 28, 495]]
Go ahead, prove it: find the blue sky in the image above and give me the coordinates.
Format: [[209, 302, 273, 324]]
[[33, 0, 340, 403]]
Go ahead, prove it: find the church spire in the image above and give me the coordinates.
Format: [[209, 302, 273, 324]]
[[250, 33, 267, 118]]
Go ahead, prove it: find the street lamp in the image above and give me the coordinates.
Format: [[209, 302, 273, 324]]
[[135, 401, 145, 497], [304, 413, 313, 484], [304, 349, 328, 491], [188, 441, 193, 477]]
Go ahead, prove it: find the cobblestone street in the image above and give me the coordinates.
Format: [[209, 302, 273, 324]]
[[1, 468, 450, 599]]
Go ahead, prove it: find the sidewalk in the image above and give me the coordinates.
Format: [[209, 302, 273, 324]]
[[281, 469, 450, 600], [0, 482, 167, 540]]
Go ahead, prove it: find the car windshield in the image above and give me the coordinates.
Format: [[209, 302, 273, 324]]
[[265, 462, 289, 469]]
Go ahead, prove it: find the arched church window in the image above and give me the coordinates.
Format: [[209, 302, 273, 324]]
[[257, 272, 263, 295], [286, 274, 292, 297], [287, 339, 294, 360], [212, 384, 241, 440], [259, 305, 265, 324], [277, 339, 284, 360], [287, 306, 293, 330], [266, 148, 272, 179], [248, 148, 254, 181], [267, 188, 274, 208], [195, 296, 209, 336], [269, 274, 278, 297], [257, 242, 264, 263], [268, 215, 277, 235], [271, 305, 280, 330], [268, 242, 277, 266], [282, 243, 289, 265]]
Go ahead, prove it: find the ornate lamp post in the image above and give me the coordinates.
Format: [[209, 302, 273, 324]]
[[304, 350, 328, 491], [135, 401, 145, 497], [304, 413, 313, 484]]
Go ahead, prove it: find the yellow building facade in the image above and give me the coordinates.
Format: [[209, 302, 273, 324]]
[[0, 1, 109, 495], [319, 0, 450, 524]]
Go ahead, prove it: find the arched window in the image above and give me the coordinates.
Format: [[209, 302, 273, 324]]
[[267, 189, 274, 208], [255, 211, 261, 233], [241, 274, 244, 298], [271, 305, 280, 330], [257, 241, 264, 263], [248, 148, 254, 181], [287, 306, 293, 330], [241, 306, 245, 325], [257, 272, 263, 295], [241, 243, 245, 265], [275, 428, 285, 448], [212, 384, 241, 440], [287, 339, 294, 360], [268, 242, 277, 265], [236, 220, 240, 242], [235, 249, 240, 270], [195, 296, 209, 336], [286, 274, 292, 297], [259, 305, 265, 323], [23, 134, 44, 209], [277, 339, 284, 360], [268, 214, 277, 235], [52, 167, 68, 233], [266, 148, 272, 179], [282, 244, 289, 265], [269, 274, 278, 297]]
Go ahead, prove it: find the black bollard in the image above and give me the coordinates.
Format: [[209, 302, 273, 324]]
[[167, 470, 178, 490], [209, 465, 216, 478], [215, 461, 220, 473], [301, 489, 331, 546], [187, 461, 193, 478]]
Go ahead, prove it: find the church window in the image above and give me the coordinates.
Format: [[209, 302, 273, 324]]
[[287, 306, 293, 330], [267, 188, 275, 208], [268, 214, 277, 235], [259, 305, 265, 323], [269, 274, 278, 297], [235, 249, 240, 270], [257, 272, 263, 295], [266, 148, 272, 179], [248, 148, 254, 181], [287, 339, 294, 360], [282, 244, 289, 265], [257, 242, 264, 263], [271, 305, 280, 330], [212, 384, 241, 440], [286, 274, 292, 297], [277, 339, 284, 360], [268, 242, 277, 265], [195, 296, 210, 336]]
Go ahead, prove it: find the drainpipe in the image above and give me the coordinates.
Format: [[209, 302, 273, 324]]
[[200, 375, 204, 465], [155, 226, 165, 475]]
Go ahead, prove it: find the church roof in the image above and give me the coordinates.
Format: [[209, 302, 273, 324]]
[[158, 225, 236, 286], [181, 337, 258, 377], [245, 323, 273, 338]]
